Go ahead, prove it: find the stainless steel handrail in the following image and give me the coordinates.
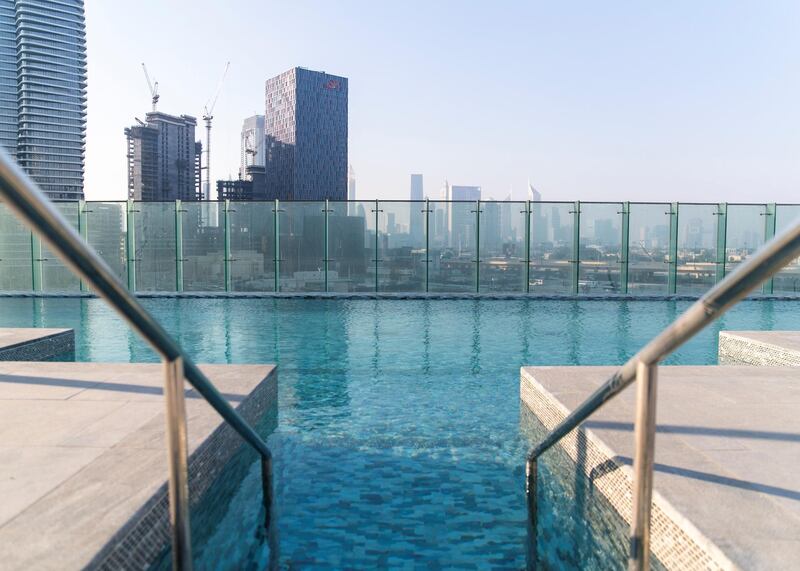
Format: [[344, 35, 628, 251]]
[[0, 148, 275, 570], [525, 218, 800, 570]]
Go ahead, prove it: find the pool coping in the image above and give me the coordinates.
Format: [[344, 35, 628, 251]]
[[1, 291, 799, 301]]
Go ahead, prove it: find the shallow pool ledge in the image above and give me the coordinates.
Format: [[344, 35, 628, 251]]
[[0, 362, 277, 570], [521, 364, 800, 570]]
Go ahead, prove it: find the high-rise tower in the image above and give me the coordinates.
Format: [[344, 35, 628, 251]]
[[264, 67, 348, 200], [0, 0, 87, 199]]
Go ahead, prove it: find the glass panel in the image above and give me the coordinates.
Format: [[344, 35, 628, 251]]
[[377, 201, 425, 292], [676, 204, 717, 295], [429, 201, 477, 292], [328, 201, 374, 292], [42, 202, 80, 291], [134, 202, 176, 292], [529, 202, 573, 293], [578, 203, 622, 294], [627, 203, 670, 295], [725, 204, 766, 278], [182, 202, 224, 291], [478, 201, 527, 292], [86, 202, 127, 285], [278, 201, 325, 292], [229, 201, 275, 292], [773, 205, 800, 295], [0, 202, 32, 290]]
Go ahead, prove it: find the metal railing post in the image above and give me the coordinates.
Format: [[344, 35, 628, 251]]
[[374, 199, 380, 292], [667, 202, 678, 295], [572, 201, 580, 294], [223, 199, 231, 292], [525, 200, 531, 293], [324, 199, 329, 292], [629, 360, 658, 571], [163, 356, 192, 570], [764, 203, 776, 294], [715, 202, 727, 284], [424, 198, 431, 292], [175, 200, 184, 292], [620, 201, 630, 294], [31, 232, 42, 291], [79, 200, 88, 292], [126, 199, 137, 292], [475, 200, 481, 293], [273, 199, 280, 292]]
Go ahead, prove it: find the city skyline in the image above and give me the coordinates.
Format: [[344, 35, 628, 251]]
[[83, 1, 799, 203]]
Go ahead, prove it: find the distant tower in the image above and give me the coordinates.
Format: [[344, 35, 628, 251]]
[[410, 174, 424, 242], [240, 115, 265, 178], [348, 164, 356, 200], [527, 180, 542, 202]]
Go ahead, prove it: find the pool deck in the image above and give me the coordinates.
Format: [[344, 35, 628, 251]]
[[0, 361, 277, 570], [0, 328, 73, 360], [521, 364, 800, 570]]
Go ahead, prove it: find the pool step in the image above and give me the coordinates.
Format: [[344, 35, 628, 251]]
[[521, 364, 800, 570], [0, 362, 277, 570]]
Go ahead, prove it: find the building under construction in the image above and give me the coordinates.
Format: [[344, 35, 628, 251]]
[[216, 165, 267, 201], [125, 112, 203, 201]]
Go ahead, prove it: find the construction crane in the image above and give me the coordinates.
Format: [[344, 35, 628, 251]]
[[141, 63, 159, 112], [201, 61, 230, 201]]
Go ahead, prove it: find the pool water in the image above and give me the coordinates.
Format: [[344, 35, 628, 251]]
[[1, 298, 799, 569]]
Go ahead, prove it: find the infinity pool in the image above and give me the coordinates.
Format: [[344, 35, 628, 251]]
[[2, 298, 798, 568]]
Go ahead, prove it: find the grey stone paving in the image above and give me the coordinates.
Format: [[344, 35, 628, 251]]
[[0, 328, 73, 360], [522, 365, 800, 570], [0, 362, 276, 570]]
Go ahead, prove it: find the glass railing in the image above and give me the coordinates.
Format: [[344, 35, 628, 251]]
[[1, 199, 798, 295]]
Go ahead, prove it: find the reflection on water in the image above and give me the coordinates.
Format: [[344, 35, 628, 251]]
[[0, 298, 798, 567]]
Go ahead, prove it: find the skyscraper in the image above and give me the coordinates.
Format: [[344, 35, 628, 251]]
[[0, 0, 87, 199], [240, 115, 265, 178], [410, 173, 423, 201], [125, 112, 203, 201], [264, 67, 348, 200]]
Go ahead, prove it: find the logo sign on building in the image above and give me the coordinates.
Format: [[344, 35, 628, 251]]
[[324, 79, 340, 90]]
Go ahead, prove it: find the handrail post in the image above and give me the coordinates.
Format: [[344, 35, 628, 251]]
[[629, 360, 658, 571], [525, 455, 538, 569], [163, 356, 193, 570], [175, 200, 184, 293], [31, 231, 42, 292], [374, 199, 379, 292]]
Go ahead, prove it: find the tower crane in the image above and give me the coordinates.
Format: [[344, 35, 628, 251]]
[[201, 61, 230, 201], [141, 63, 159, 113]]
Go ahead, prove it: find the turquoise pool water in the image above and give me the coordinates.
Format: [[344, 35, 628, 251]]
[[2, 298, 799, 569]]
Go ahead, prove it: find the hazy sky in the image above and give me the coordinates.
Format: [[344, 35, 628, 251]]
[[85, 1, 799, 202]]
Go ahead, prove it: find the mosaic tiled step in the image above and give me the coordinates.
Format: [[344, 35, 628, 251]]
[[719, 331, 800, 366], [0, 328, 73, 360]]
